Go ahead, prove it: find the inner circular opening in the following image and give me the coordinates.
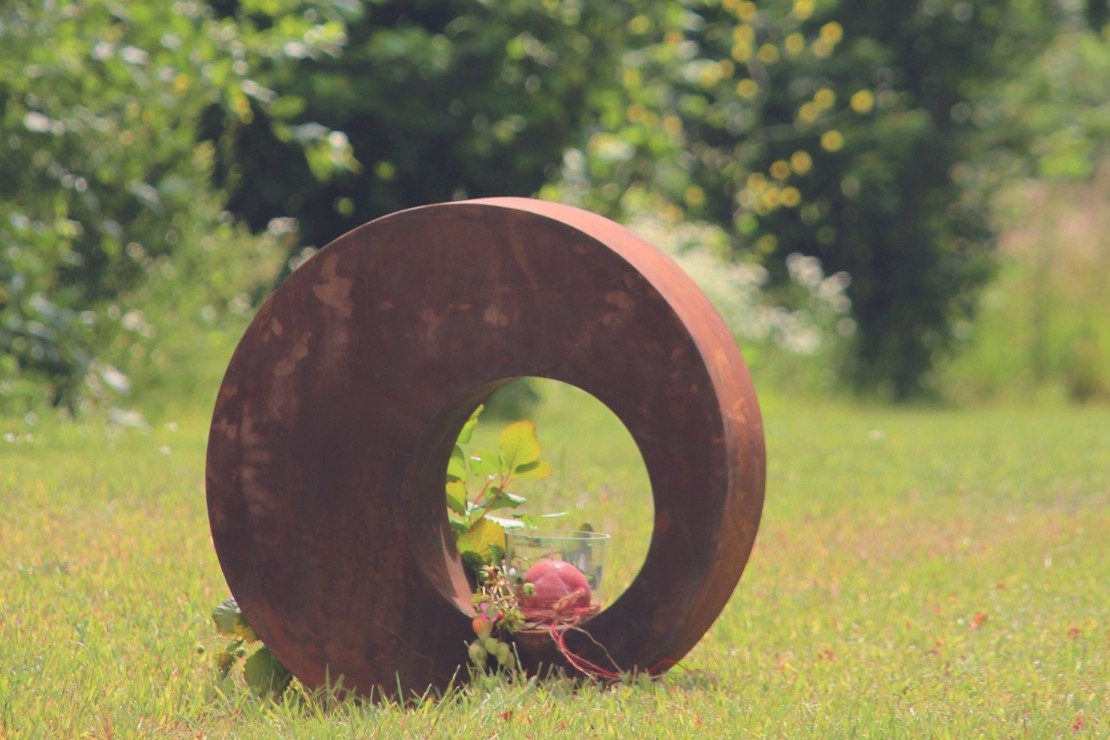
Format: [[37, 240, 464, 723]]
[[446, 377, 653, 609]]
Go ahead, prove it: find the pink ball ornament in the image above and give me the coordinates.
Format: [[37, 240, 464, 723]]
[[520, 560, 592, 610]]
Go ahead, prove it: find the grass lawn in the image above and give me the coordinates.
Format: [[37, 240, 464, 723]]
[[2, 386, 1107, 736]]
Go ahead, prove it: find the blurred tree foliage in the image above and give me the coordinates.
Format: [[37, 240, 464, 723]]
[[205, 0, 636, 253], [212, 0, 1097, 398], [4, 0, 1107, 411], [0, 0, 347, 411], [982, 24, 1110, 182], [549, 0, 1072, 398]]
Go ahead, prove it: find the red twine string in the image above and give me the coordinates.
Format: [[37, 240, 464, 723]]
[[519, 597, 682, 683], [549, 621, 624, 681]]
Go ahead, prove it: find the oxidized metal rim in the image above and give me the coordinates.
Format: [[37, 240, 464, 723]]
[[206, 197, 765, 698]]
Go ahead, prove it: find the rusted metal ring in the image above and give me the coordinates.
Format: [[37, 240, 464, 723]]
[[206, 198, 765, 698]]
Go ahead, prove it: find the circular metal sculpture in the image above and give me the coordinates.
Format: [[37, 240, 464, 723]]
[[206, 198, 765, 698]]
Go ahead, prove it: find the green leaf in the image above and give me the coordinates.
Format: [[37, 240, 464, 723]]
[[445, 479, 468, 516], [455, 517, 506, 566], [212, 597, 258, 642], [513, 460, 540, 475], [500, 491, 527, 506], [244, 646, 293, 699], [460, 550, 486, 572], [486, 514, 527, 529], [456, 404, 483, 446], [446, 444, 467, 482], [468, 449, 502, 478], [216, 638, 243, 678], [513, 460, 553, 480], [216, 649, 237, 678], [212, 598, 239, 636], [488, 490, 527, 510], [498, 420, 543, 472]]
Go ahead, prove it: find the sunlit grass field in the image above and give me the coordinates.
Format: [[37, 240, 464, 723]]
[[2, 384, 1107, 736]]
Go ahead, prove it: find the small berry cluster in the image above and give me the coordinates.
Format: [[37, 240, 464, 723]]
[[466, 564, 533, 672]]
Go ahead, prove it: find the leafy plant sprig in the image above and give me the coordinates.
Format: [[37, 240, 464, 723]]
[[466, 564, 532, 673], [446, 404, 557, 573], [211, 597, 292, 699], [206, 407, 554, 695]]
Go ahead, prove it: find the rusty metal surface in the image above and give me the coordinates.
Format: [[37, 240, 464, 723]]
[[206, 197, 766, 698]]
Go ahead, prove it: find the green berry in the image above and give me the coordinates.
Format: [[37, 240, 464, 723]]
[[468, 640, 488, 664]]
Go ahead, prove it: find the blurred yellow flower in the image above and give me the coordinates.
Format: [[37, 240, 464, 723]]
[[820, 22, 844, 44], [821, 130, 845, 152], [737, 78, 759, 99], [758, 43, 780, 64], [784, 32, 806, 56], [699, 65, 722, 87], [814, 88, 837, 109], [850, 89, 875, 114], [797, 101, 819, 124], [793, 0, 815, 20], [790, 150, 813, 175], [732, 41, 753, 62], [733, 24, 756, 44], [811, 39, 833, 58]]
